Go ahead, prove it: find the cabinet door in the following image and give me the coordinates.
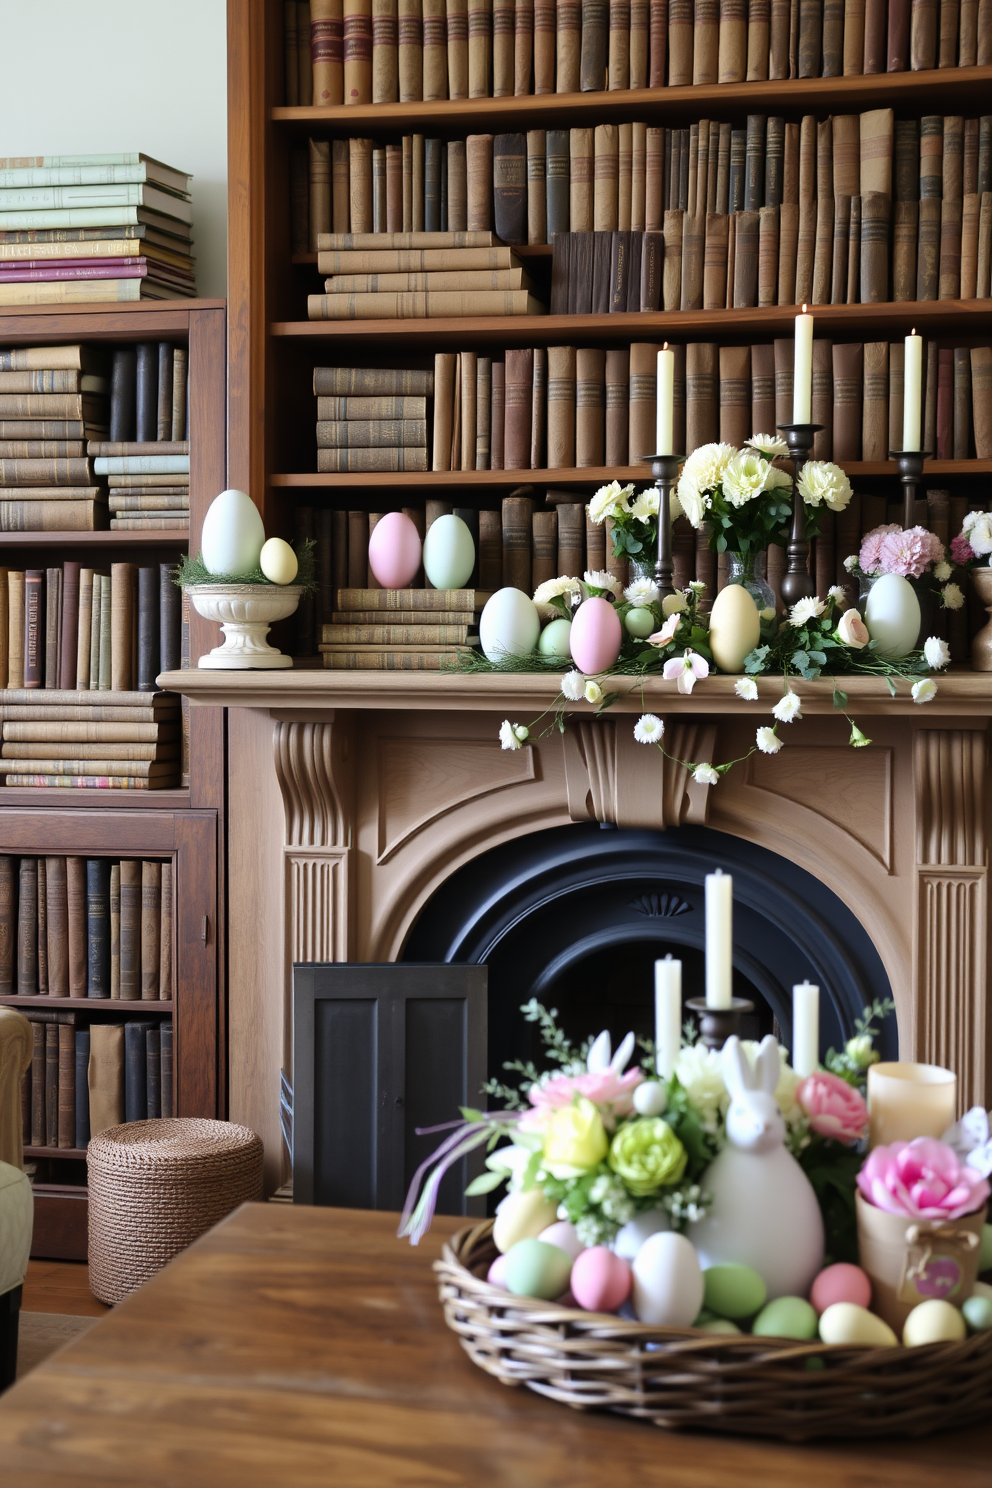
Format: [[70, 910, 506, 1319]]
[[174, 812, 219, 1118], [293, 964, 487, 1213]]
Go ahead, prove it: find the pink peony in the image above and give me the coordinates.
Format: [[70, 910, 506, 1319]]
[[857, 1137, 990, 1221], [878, 526, 935, 579], [525, 1067, 644, 1127], [951, 532, 976, 566], [859, 523, 902, 575], [797, 1071, 868, 1145]]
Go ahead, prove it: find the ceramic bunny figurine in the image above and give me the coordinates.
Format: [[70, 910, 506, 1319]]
[[687, 1035, 825, 1300]]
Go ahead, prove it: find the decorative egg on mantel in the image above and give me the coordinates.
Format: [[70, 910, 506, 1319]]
[[200, 489, 266, 576]]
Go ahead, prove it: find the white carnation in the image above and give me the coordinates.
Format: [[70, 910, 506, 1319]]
[[587, 480, 634, 524], [533, 576, 581, 606], [734, 677, 758, 700], [624, 576, 661, 605], [675, 473, 709, 530], [692, 762, 720, 785], [963, 509, 992, 556], [912, 678, 938, 704], [746, 433, 789, 459], [843, 553, 859, 572], [827, 585, 848, 604], [756, 726, 782, 754], [582, 570, 622, 598], [934, 561, 953, 582], [722, 450, 792, 508], [628, 487, 661, 521], [941, 582, 965, 611], [674, 1043, 727, 1133], [772, 690, 803, 723], [633, 713, 665, 744], [797, 460, 853, 512], [788, 596, 825, 625], [689, 579, 707, 593], [499, 720, 529, 750], [681, 442, 737, 493], [561, 670, 585, 700], [924, 636, 951, 670]]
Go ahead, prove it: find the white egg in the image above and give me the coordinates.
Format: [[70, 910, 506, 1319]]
[[613, 1208, 671, 1263], [632, 1081, 668, 1116], [423, 513, 476, 590], [479, 588, 541, 661], [259, 537, 299, 585], [864, 573, 922, 658], [632, 1231, 703, 1326], [200, 489, 266, 576]]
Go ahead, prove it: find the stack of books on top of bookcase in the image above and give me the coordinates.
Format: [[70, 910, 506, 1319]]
[[0, 153, 195, 303]]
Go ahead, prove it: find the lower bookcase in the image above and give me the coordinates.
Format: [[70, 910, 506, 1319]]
[[0, 807, 219, 1260]]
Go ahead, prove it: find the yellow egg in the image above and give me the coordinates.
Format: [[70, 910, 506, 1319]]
[[707, 582, 761, 673], [818, 1302, 899, 1348], [902, 1299, 967, 1347], [492, 1189, 559, 1254], [259, 537, 299, 585]]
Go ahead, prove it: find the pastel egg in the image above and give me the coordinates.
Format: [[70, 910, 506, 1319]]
[[504, 1238, 574, 1300], [368, 511, 422, 589], [632, 1231, 704, 1327], [698, 1317, 742, 1335], [479, 588, 541, 662], [200, 489, 266, 576], [537, 617, 573, 659], [962, 1293, 992, 1332], [487, 1254, 509, 1289], [818, 1302, 899, 1348], [492, 1188, 558, 1253], [810, 1262, 872, 1315], [632, 1081, 668, 1117], [902, 1298, 967, 1347], [753, 1296, 819, 1340], [569, 597, 623, 675], [613, 1208, 670, 1262], [703, 1264, 768, 1321], [538, 1220, 584, 1261], [625, 605, 656, 639], [570, 1247, 632, 1313], [864, 572, 922, 659], [973, 1279, 992, 1300], [259, 536, 298, 585], [423, 513, 475, 590], [707, 583, 761, 674]]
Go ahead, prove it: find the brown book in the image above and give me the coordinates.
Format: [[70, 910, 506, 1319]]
[[977, 193, 992, 299], [605, 348, 630, 466], [575, 348, 606, 466], [44, 856, 69, 997], [493, 0, 514, 90], [37, 859, 48, 994], [916, 196, 941, 299], [822, 0, 844, 68], [62, 856, 87, 998], [58, 1021, 75, 1148], [372, 0, 400, 105], [422, 0, 448, 99], [526, 131, 547, 245], [798, 0, 822, 73], [859, 191, 889, 302], [159, 860, 173, 1000], [309, 139, 332, 252], [109, 562, 136, 692], [504, 348, 533, 469], [631, 0, 652, 83], [629, 342, 663, 465], [30, 1020, 44, 1146], [812, 123, 834, 304], [465, 135, 494, 230], [490, 359, 505, 469], [668, 0, 693, 81], [609, 0, 631, 85], [693, 0, 719, 81], [953, 348, 971, 458], [812, 338, 833, 459], [533, 0, 555, 89], [757, 205, 779, 305], [515, 0, 535, 95], [959, 0, 977, 59], [459, 352, 477, 472], [680, 211, 705, 310], [532, 510, 558, 589], [888, 339, 905, 452], [46, 1023, 59, 1146], [935, 346, 953, 458], [432, 352, 456, 471], [569, 130, 594, 232], [645, 131, 663, 229], [733, 209, 760, 306], [769, 0, 790, 72], [593, 126, 619, 232], [832, 115, 859, 199], [831, 195, 851, 303], [774, 337, 795, 431], [750, 342, 776, 436], [943, 115, 963, 202], [719, 0, 748, 78], [447, 0, 469, 95], [502, 494, 534, 591], [777, 200, 799, 304], [0, 856, 13, 995], [719, 345, 751, 446], [910, 0, 937, 65], [580, 0, 608, 88], [843, 0, 865, 67], [961, 193, 980, 298], [88, 1022, 124, 1136], [919, 114, 943, 201], [109, 863, 121, 999], [938, 198, 962, 299], [119, 860, 141, 1002], [662, 208, 684, 310], [862, 342, 889, 459], [556, 502, 585, 576], [140, 861, 161, 1001], [923, 339, 938, 454], [747, 0, 770, 74], [893, 199, 919, 300], [493, 133, 527, 244], [475, 510, 501, 589], [971, 346, 992, 457], [547, 346, 576, 467], [17, 857, 37, 995], [556, 0, 581, 86], [687, 342, 719, 450], [703, 212, 730, 309], [885, 0, 909, 63], [832, 342, 863, 461]]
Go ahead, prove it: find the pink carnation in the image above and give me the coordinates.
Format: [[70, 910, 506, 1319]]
[[857, 1137, 990, 1221], [797, 1071, 868, 1145], [924, 530, 946, 565], [859, 524, 902, 575], [951, 533, 976, 566], [878, 526, 934, 579], [526, 1067, 644, 1125]]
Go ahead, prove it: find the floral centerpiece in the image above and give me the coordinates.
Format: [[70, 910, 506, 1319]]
[[586, 480, 672, 573], [842, 523, 963, 613]]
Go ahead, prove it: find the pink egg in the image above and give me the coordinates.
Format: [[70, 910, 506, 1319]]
[[368, 510, 422, 589], [809, 1262, 872, 1315], [569, 597, 623, 675], [570, 1246, 633, 1314], [487, 1254, 509, 1289]]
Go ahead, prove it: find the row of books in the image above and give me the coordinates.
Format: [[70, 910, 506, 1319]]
[[282, 0, 991, 108], [311, 236, 541, 317], [20, 1014, 173, 1151], [319, 585, 482, 668], [0, 856, 173, 999], [0, 688, 182, 792], [0, 152, 194, 304]]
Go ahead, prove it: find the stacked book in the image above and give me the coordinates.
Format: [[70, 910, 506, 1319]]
[[0, 342, 109, 531], [310, 232, 543, 319], [92, 445, 190, 530], [315, 364, 434, 470], [0, 689, 181, 791], [22, 1013, 172, 1150], [0, 152, 195, 303], [319, 587, 481, 669]]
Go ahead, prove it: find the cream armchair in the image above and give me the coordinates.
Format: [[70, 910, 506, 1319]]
[[0, 1008, 33, 1390]]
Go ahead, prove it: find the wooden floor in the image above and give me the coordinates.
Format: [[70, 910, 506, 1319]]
[[21, 1260, 109, 1318]]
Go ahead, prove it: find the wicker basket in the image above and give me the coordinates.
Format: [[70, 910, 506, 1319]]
[[435, 1221, 992, 1441], [88, 1118, 264, 1305]]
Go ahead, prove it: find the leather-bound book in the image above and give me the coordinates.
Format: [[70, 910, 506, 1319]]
[[88, 1022, 124, 1136], [886, 0, 909, 64], [66, 857, 86, 998], [935, 347, 953, 458], [831, 115, 859, 201], [119, 860, 141, 1002], [971, 347, 992, 457], [74, 1027, 90, 1148], [30, 1021, 44, 1146], [575, 348, 606, 465], [942, 115, 963, 202], [146, 1025, 161, 1121], [23, 570, 42, 690], [161, 1023, 173, 1119], [86, 858, 111, 999], [619, 123, 634, 230], [371, 0, 397, 104], [514, 0, 534, 93], [831, 196, 851, 303], [923, 339, 938, 454], [548, 346, 577, 466], [491, 360, 505, 469], [124, 1021, 147, 1124], [811, 339, 833, 458], [37, 861, 48, 996], [639, 229, 663, 307], [502, 494, 534, 590], [468, 0, 492, 94], [465, 135, 494, 230], [629, 0, 649, 83], [832, 342, 863, 461], [58, 1022, 75, 1149], [343, 0, 374, 100], [555, 502, 584, 577], [719, 0, 747, 79], [686, 343, 720, 449], [109, 346, 137, 444], [424, 138, 441, 231], [778, 201, 799, 303], [733, 210, 760, 306], [893, 200, 919, 299], [445, 0, 468, 96], [0, 858, 13, 995], [353, 138, 376, 233], [493, 0, 514, 90], [46, 1024, 59, 1147], [58, 561, 80, 690], [680, 211, 705, 310], [532, 0, 555, 89], [569, 129, 594, 232], [750, 343, 776, 435], [156, 342, 173, 441], [476, 357, 492, 469], [769, 0, 790, 72], [109, 562, 135, 692], [662, 208, 684, 310], [863, 0, 886, 65], [859, 191, 889, 302], [703, 212, 730, 308], [910, 0, 937, 65], [798, 0, 821, 72], [140, 861, 161, 1002], [632, 123, 648, 231], [17, 858, 37, 996], [919, 116, 943, 200], [861, 342, 889, 459], [135, 342, 158, 444], [478, 510, 503, 589], [647, 0, 666, 82], [961, 193, 980, 298], [432, 352, 456, 470], [493, 134, 527, 244], [894, 120, 918, 205], [159, 861, 173, 1001], [531, 348, 547, 467], [693, 0, 719, 81], [747, 0, 770, 74], [605, 348, 630, 465], [822, 0, 844, 69], [594, 127, 619, 232], [979, 193, 992, 299], [629, 342, 663, 463], [958, 0, 977, 59], [953, 349, 971, 458], [580, 0, 608, 87], [607, 230, 630, 310], [159, 564, 181, 675], [45, 857, 68, 998], [758, 206, 779, 304], [938, 197, 962, 298], [743, 115, 765, 212], [760, 117, 783, 208], [532, 510, 558, 589], [298, 1, 313, 102], [668, 0, 693, 81], [526, 131, 547, 244], [556, 0, 581, 86], [916, 196, 941, 299], [504, 348, 533, 470], [609, 0, 631, 86], [718, 346, 751, 447], [888, 339, 905, 451]]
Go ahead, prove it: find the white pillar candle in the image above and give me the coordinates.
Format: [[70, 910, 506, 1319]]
[[654, 955, 682, 1079], [704, 869, 733, 1010], [792, 305, 814, 424], [867, 1062, 957, 1148], [792, 980, 819, 1077], [656, 343, 674, 455], [903, 329, 923, 451]]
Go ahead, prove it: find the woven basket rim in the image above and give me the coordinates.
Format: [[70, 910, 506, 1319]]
[[88, 1118, 262, 1162]]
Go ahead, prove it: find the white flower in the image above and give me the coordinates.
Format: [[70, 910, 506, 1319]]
[[584, 680, 603, 704], [533, 576, 581, 606], [756, 726, 782, 754], [633, 713, 665, 744], [689, 579, 707, 594], [735, 677, 759, 700], [963, 509, 992, 556], [499, 720, 529, 750], [561, 670, 585, 700], [912, 678, 938, 704], [587, 480, 634, 524], [624, 576, 661, 606], [681, 442, 736, 493], [675, 474, 709, 530], [772, 690, 803, 723], [788, 596, 825, 626], [582, 569, 622, 598], [797, 460, 853, 512], [941, 582, 965, 611], [693, 762, 720, 786], [722, 450, 792, 508], [628, 487, 670, 522], [827, 585, 848, 604], [923, 636, 951, 670], [648, 613, 682, 646], [746, 433, 789, 459], [934, 561, 953, 582], [662, 591, 688, 616], [843, 553, 859, 572], [663, 648, 710, 694], [674, 1043, 727, 1133]]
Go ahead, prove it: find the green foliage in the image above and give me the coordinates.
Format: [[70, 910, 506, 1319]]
[[799, 1139, 864, 1264]]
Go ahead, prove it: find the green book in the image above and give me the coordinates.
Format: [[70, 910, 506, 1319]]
[[0, 184, 191, 222], [0, 154, 190, 195]]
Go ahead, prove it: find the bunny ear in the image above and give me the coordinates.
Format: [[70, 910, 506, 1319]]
[[610, 1031, 636, 1074], [721, 1035, 752, 1095], [587, 1030, 611, 1072], [755, 1035, 781, 1095]]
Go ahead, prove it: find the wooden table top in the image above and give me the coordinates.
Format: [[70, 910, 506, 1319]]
[[1, 1204, 989, 1487]]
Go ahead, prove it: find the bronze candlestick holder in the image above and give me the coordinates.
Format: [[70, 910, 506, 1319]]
[[777, 423, 821, 607], [685, 996, 755, 1051], [889, 449, 931, 530], [644, 452, 684, 603]]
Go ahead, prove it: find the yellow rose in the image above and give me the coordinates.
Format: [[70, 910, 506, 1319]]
[[543, 1097, 609, 1178]]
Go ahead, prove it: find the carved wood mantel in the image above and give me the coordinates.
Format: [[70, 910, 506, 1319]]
[[161, 670, 992, 1189]]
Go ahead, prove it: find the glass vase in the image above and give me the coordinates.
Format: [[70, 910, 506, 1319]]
[[728, 551, 776, 619]]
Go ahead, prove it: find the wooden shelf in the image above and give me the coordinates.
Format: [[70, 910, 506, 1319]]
[[25, 1147, 88, 1159], [270, 66, 992, 133], [0, 787, 189, 808], [0, 529, 188, 547], [2, 996, 174, 1010]]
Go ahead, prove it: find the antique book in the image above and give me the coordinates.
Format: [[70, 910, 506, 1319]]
[[575, 347, 606, 466], [397, 0, 423, 97], [798, 0, 822, 72], [680, 211, 705, 310], [703, 212, 730, 309], [86, 857, 110, 998], [502, 493, 534, 590], [668, 0, 693, 81], [46, 1023, 59, 1147], [686, 342, 719, 450], [822, 0, 844, 67], [719, 0, 748, 79], [580, 0, 608, 87], [863, 0, 887, 65], [493, 134, 527, 244], [57, 1021, 75, 1148], [860, 191, 890, 302], [422, 0, 447, 99], [971, 346, 992, 457], [604, 347, 630, 466], [777, 200, 799, 303], [467, 0, 491, 95], [953, 347, 971, 457], [318, 448, 429, 471], [514, 0, 534, 93], [111, 863, 121, 990], [916, 195, 941, 298], [718, 345, 751, 446], [862, 341, 890, 459], [750, 342, 776, 436], [961, 192, 980, 298], [531, 347, 547, 467], [594, 126, 619, 232], [124, 1021, 147, 1123], [832, 341, 864, 461], [526, 131, 547, 245], [769, 0, 790, 72], [491, 361, 505, 468], [693, 0, 719, 81], [893, 199, 919, 300], [747, 0, 771, 74], [460, 351, 477, 471], [338, 586, 478, 609], [630, 0, 650, 83], [774, 338, 795, 433], [504, 348, 533, 469], [316, 417, 428, 445], [556, 0, 581, 85], [733, 209, 760, 306], [938, 197, 962, 298], [811, 338, 834, 459], [608, 0, 631, 87], [88, 1022, 124, 1136], [118, 859, 141, 1002], [910, 0, 937, 65], [432, 352, 456, 469], [141, 861, 161, 1001], [831, 195, 851, 303], [315, 366, 434, 395], [44, 856, 69, 997], [842, 0, 865, 66], [493, 0, 515, 91]]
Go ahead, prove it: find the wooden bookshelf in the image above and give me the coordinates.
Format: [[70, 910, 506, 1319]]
[[0, 299, 227, 1259]]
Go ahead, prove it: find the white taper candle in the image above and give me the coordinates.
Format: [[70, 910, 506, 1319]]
[[792, 980, 820, 1077], [654, 955, 682, 1079], [704, 869, 733, 1010], [792, 305, 814, 424], [656, 343, 674, 455], [903, 329, 923, 451]]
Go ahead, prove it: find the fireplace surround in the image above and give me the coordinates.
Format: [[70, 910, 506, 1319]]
[[162, 668, 991, 1193]]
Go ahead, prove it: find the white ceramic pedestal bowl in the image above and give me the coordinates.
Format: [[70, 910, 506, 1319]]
[[187, 583, 303, 669]]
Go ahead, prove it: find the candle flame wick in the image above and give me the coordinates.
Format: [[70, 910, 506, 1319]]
[[801, 303, 807, 313], [663, 341, 669, 350], [911, 326, 916, 335]]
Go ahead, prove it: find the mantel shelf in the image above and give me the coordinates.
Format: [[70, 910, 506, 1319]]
[[158, 667, 992, 717], [270, 65, 992, 132]]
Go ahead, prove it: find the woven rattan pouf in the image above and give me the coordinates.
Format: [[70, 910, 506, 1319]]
[[87, 1118, 264, 1305]]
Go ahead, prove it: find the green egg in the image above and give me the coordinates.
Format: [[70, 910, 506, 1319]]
[[962, 1294, 992, 1332], [703, 1264, 768, 1320], [537, 617, 573, 659], [979, 1223, 992, 1275], [698, 1317, 742, 1335], [504, 1238, 573, 1301], [752, 1296, 819, 1340], [624, 606, 657, 639], [693, 1309, 716, 1326]]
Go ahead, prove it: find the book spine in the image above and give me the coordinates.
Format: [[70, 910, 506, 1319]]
[[314, 0, 347, 103], [125, 1021, 147, 1122], [491, 359, 505, 467], [580, 0, 608, 87], [423, 0, 448, 97], [156, 342, 173, 440], [686, 341, 719, 450], [37, 859, 48, 995], [160, 860, 173, 1000], [910, 0, 938, 65], [145, 1025, 161, 1119], [493, 0, 515, 89], [694, 0, 719, 81], [398, 0, 424, 98], [468, 0, 493, 95], [30, 1020, 45, 1145], [575, 346, 606, 465], [719, 0, 748, 80], [504, 346, 533, 468], [58, 1021, 75, 1148], [46, 1024, 59, 1147], [24, 570, 43, 689], [527, 130, 547, 244], [0, 857, 13, 994], [141, 861, 161, 1001], [493, 133, 527, 244], [135, 342, 158, 443], [609, 0, 631, 87], [344, 0, 374, 100], [668, 0, 693, 83], [862, 340, 890, 458], [502, 493, 534, 591], [861, 191, 890, 301], [66, 857, 87, 997], [119, 860, 141, 1001], [86, 858, 110, 997], [515, 0, 535, 93], [74, 1027, 90, 1147], [605, 346, 630, 465], [110, 863, 120, 998], [45, 856, 69, 997]]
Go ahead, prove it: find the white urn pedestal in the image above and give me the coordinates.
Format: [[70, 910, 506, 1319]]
[[186, 583, 303, 669]]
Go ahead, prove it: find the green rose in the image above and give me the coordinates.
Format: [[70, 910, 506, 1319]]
[[608, 1117, 687, 1196], [543, 1097, 609, 1178]]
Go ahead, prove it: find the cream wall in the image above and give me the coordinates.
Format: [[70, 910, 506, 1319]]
[[0, 0, 228, 299]]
